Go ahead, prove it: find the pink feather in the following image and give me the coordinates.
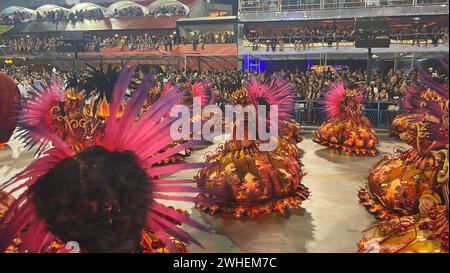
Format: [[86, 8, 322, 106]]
[[323, 82, 346, 118], [246, 76, 297, 122], [0, 201, 35, 251], [152, 179, 198, 184], [160, 82, 174, 97], [150, 202, 209, 232], [191, 81, 212, 106], [148, 211, 203, 247], [145, 217, 180, 252], [1, 66, 212, 252], [147, 162, 208, 176]]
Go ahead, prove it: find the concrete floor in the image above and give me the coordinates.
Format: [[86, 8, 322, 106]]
[[0, 130, 408, 253]]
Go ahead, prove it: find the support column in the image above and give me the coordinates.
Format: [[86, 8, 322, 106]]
[[393, 52, 398, 72], [367, 47, 373, 83]]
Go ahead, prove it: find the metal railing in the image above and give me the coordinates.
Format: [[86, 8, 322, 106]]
[[240, 0, 449, 13], [243, 32, 449, 49], [294, 100, 401, 128]]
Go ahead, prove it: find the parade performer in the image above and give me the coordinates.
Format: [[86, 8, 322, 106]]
[[195, 77, 309, 218], [359, 84, 448, 218], [313, 83, 379, 156], [278, 118, 304, 161], [358, 70, 448, 253], [155, 79, 214, 162], [0, 72, 21, 148], [0, 66, 210, 253]]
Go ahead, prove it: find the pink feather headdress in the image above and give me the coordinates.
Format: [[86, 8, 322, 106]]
[[16, 77, 65, 153], [160, 80, 212, 107], [191, 80, 212, 107], [0, 66, 212, 253], [246, 76, 297, 122], [323, 82, 364, 118]]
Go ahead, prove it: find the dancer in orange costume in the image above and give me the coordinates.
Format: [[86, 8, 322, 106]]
[[358, 68, 448, 253], [313, 83, 379, 156], [195, 77, 309, 218]]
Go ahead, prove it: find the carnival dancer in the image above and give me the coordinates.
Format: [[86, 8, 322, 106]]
[[195, 77, 309, 218], [358, 70, 448, 253], [0, 66, 210, 253], [359, 81, 448, 219], [390, 83, 426, 139], [313, 83, 379, 156]]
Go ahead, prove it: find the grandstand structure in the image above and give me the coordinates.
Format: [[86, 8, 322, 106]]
[[238, 0, 449, 73], [0, 0, 448, 72]]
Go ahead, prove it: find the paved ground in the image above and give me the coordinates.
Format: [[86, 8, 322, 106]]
[[0, 131, 408, 253]]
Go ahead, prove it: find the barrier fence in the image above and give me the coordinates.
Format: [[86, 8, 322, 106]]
[[243, 32, 448, 49], [294, 100, 401, 128]]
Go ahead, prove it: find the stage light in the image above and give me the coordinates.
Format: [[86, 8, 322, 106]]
[[4, 59, 13, 65]]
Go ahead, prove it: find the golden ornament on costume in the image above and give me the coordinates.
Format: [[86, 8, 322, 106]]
[[390, 113, 423, 139]]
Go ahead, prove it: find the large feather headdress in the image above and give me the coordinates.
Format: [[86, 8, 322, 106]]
[[323, 82, 364, 118], [0, 66, 211, 253]]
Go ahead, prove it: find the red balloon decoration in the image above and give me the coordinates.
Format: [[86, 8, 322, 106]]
[[0, 72, 21, 147]]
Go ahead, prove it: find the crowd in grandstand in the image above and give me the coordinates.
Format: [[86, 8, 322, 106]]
[[84, 34, 177, 52], [83, 32, 235, 52], [391, 24, 449, 46], [0, 36, 59, 54], [149, 5, 187, 17], [36, 10, 67, 21], [113, 7, 145, 17], [246, 25, 355, 51], [245, 23, 449, 51], [0, 31, 235, 54], [66, 9, 105, 22], [189, 31, 236, 50], [0, 12, 33, 25], [3, 64, 448, 108]]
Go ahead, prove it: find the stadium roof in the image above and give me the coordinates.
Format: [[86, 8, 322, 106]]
[[0, 6, 36, 15], [69, 2, 107, 13], [148, 0, 189, 13], [35, 4, 69, 13], [108, 1, 149, 14]]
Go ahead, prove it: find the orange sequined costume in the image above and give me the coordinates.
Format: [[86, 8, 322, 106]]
[[359, 87, 448, 219], [313, 83, 379, 156], [358, 69, 448, 253], [390, 113, 423, 139], [195, 77, 309, 218]]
